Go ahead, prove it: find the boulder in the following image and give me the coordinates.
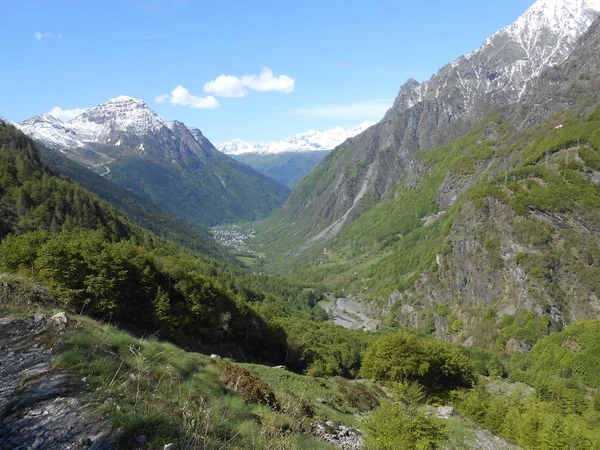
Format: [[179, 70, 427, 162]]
[[50, 312, 69, 327], [436, 406, 459, 419], [33, 313, 47, 323], [210, 354, 222, 361]]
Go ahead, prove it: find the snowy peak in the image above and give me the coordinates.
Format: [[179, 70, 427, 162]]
[[68, 95, 167, 142], [219, 139, 256, 156], [12, 96, 219, 167], [14, 114, 86, 150], [506, 0, 600, 40], [218, 121, 375, 156], [20, 114, 64, 126], [390, 0, 600, 119]]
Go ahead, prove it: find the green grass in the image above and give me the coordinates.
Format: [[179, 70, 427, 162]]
[[240, 363, 385, 427], [1, 293, 345, 449], [38, 313, 337, 449]]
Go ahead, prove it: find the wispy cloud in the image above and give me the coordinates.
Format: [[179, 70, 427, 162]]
[[47, 106, 87, 122], [203, 67, 295, 98], [34, 32, 62, 40], [155, 85, 220, 109], [290, 99, 392, 120]]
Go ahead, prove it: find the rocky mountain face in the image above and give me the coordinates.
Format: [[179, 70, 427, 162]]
[[218, 122, 374, 188], [13, 97, 290, 226], [400, 15, 600, 340], [252, 6, 600, 346], [269, 0, 600, 249]]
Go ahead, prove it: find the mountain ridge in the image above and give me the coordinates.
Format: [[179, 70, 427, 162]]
[[218, 121, 375, 156], [258, 0, 600, 253], [11, 97, 290, 227]]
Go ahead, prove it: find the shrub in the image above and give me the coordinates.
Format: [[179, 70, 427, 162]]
[[219, 362, 279, 409], [360, 332, 476, 393]]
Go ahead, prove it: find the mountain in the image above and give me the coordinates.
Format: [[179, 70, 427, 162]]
[[250, 5, 600, 344], [219, 138, 256, 155], [219, 121, 375, 156], [13, 97, 290, 226], [36, 144, 223, 256], [235, 151, 330, 189], [218, 122, 374, 188], [257, 0, 600, 252]]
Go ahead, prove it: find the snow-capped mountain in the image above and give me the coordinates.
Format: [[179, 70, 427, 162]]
[[273, 0, 600, 247], [219, 139, 256, 156], [13, 96, 221, 165], [395, 0, 600, 114], [15, 114, 86, 151], [218, 121, 375, 156], [11, 95, 290, 226], [69, 96, 167, 143]]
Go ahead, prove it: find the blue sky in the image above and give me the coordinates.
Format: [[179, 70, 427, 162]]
[[1, 0, 534, 143]]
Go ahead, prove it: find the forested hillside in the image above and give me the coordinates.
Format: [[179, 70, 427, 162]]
[[37, 143, 222, 256]]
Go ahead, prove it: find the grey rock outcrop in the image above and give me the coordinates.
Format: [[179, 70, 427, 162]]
[[0, 315, 117, 450]]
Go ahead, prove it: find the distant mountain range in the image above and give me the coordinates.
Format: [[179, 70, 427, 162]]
[[218, 121, 375, 155], [10, 96, 290, 227], [218, 122, 375, 187]]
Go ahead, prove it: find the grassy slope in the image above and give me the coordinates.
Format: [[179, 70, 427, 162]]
[[106, 150, 290, 227], [0, 290, 383, 449]]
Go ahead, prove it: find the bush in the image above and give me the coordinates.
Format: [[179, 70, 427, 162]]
[[363, 383, 447, 450], [219, 362, 279, 409], [360, 332, 476, 393]]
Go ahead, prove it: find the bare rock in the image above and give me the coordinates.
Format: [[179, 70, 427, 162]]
[[50, 312, 69, 327], [436, 406, 459, 419], [33, 313, 46, 324]]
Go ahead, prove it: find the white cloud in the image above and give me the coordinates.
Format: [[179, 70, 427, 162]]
[[155, 85, 220, 109], [34, 32, 62, 40], [47, 106, 87, 122], [241, 67, 295, 93], [203, 75, 247, 98], [203, 67, 295, 98], [290, 99, 392, 120]]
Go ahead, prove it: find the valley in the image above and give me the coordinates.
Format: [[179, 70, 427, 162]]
[[4, 0, 600, 449]]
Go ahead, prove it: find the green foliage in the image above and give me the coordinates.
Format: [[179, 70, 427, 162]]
[[517, 320, 600, 390], [455, 381, 600, 450], [360, 332, 476, 392], [496, 312, 551, 352], [364, 382, 447, 450], [106, 149, 290, 227], [0, 123, 132, 240], [277, 317, 375, 378], [38, 145, 222, 256]]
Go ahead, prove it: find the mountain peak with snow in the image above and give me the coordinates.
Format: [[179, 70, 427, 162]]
[[218, 121, 376, 156], [68, 95, 166, 142]]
